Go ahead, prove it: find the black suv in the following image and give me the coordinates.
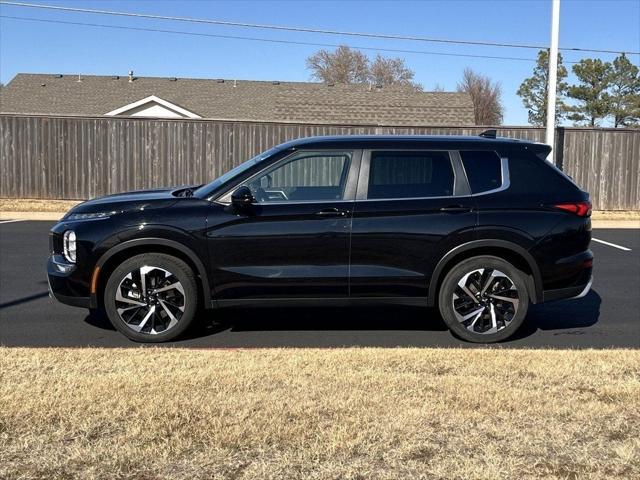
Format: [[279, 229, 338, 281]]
[[48, 134, 593, 343]]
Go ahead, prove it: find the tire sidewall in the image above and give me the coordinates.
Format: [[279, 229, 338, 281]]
[[104, 253, 198, 343], [438, 256, 529, 343]]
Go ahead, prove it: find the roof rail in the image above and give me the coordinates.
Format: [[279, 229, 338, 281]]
[[479, 129, 497, 139]]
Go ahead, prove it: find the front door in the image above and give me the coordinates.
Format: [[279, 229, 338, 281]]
[[349, 149, 477, 298], [206, 149, 360, 301]]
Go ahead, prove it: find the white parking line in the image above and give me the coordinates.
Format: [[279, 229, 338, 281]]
[[592, 238, 632, 251], [0, 219, 25, 225]]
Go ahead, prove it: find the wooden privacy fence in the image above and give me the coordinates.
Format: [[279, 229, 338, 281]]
[[0, 114, 638, 210]]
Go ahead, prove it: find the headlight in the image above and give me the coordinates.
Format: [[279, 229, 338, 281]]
[[63, 230, 77, 263], [66, 212, 112, 221]]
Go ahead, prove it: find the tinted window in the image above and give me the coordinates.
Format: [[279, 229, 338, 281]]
[[243, 151, 352, 203], [460, 151, 502, 193], [367, 151, 454, 199], [507, 150, 579, 195]]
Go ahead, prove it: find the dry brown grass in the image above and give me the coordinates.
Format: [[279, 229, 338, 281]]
[[0, 198, 81, 212], [1, 348, 638, 479], [591, 210, 640, 221]]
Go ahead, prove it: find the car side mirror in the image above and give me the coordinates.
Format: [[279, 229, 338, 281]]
[[231, 186, 255, 209]]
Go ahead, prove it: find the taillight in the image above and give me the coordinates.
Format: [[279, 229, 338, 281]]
[[553, 201, 592, 217]]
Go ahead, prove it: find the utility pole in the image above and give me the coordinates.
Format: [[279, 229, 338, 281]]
[[545, 0, 561, 164]]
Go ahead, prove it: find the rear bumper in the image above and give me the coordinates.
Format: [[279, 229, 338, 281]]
[[542, 275, 592, 302], [540, 248, 593, 302]]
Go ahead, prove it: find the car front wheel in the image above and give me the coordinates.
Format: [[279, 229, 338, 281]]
[[438, 255, 529, 343], [104, 253, 198, 342]]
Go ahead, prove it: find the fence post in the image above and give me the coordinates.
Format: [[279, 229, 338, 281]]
[[555, 126, 565, 171]]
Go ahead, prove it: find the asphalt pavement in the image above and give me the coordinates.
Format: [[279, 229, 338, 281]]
[[1, 220, 638, 348]]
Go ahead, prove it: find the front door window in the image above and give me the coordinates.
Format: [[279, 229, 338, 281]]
[[242, 151, 352, 203]]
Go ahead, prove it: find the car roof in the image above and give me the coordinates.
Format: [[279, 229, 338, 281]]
[[276, 134, 549, 151]]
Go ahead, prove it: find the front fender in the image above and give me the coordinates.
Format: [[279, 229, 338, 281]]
[[91, 230, 213, 309]]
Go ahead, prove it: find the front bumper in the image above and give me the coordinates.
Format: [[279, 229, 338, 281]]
[[47, 255, 90, 308]]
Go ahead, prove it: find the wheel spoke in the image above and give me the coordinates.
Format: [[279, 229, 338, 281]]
[[481, 269, 508, 295], [489, 303, 498, 331], [140, 266, 154, 297], [129, 305, 155, 333], [161, 298, 185, 312], [117, 305, 143, 315], [461, 306, 485, 322], [153, 282, 184, 295], [159, 299, 179, 330], [115, 288, 145, 307], [469, 310, 483, 329], [488, 294, 519, 310]]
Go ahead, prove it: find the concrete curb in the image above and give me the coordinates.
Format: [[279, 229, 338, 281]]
[[1, 211, 638, 228]]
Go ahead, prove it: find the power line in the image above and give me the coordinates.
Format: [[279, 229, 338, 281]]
[[1, 0, 638, 56], [0, 15, 565, 64]]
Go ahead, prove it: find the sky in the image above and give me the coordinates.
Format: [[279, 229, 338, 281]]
[[0, 0, 639, 125]]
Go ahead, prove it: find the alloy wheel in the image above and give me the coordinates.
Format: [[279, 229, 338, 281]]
[[115, 265, 186, 335], [452, 268, 520, 335]]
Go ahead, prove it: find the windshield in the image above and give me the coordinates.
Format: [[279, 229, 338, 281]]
[[193, 146, 281, 199]]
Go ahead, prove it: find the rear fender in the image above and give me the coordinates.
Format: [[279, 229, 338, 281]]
[[427, 239, 543, 306]]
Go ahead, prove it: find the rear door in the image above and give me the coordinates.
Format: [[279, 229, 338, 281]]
[[349, 149, 477, 298]]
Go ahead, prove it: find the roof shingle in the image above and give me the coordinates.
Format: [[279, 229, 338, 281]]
[[0, 73, 475, 126]]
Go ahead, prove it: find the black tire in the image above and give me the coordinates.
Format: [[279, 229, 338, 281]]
[[438, 255, 529, 343], [104, 253, 198, 342]]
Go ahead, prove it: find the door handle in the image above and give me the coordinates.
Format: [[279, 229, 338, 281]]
[[315, 208, 348, 217], [440, 205, 472, 213]]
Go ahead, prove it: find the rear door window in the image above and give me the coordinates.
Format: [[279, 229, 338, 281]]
[[367, 151, 455, 199], [460, 151, 502, 194]]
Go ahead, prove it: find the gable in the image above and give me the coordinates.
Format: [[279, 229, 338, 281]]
[[105, 95, 201, 118]]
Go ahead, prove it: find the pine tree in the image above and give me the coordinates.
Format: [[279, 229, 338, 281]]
[[517, 50, 568, 126], [567, 59, 613, 126], [608, 54, 640, 127]]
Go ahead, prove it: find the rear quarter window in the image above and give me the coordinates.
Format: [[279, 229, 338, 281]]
[[460, 151, 502, 193], [507, 150, 580, 195]]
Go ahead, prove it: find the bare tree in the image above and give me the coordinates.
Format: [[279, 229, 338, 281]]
[[457, 68, 504, 125], [370, 55, 422, 90], [306, 46, 422, 89], [306, 45, 370, 84]]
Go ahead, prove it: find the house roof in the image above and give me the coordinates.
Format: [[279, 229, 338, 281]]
[[0, 73, 476, 126]]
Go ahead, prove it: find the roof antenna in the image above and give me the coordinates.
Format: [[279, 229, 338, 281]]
[[479, 129, 497, 139], [128, 70, 134, 83], [76, 74, 82, 83], [233, 79, 237, 88]]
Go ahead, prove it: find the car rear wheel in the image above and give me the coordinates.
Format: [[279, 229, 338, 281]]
[[104, 253, 198, 342], [438, 256, 529, 343]]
